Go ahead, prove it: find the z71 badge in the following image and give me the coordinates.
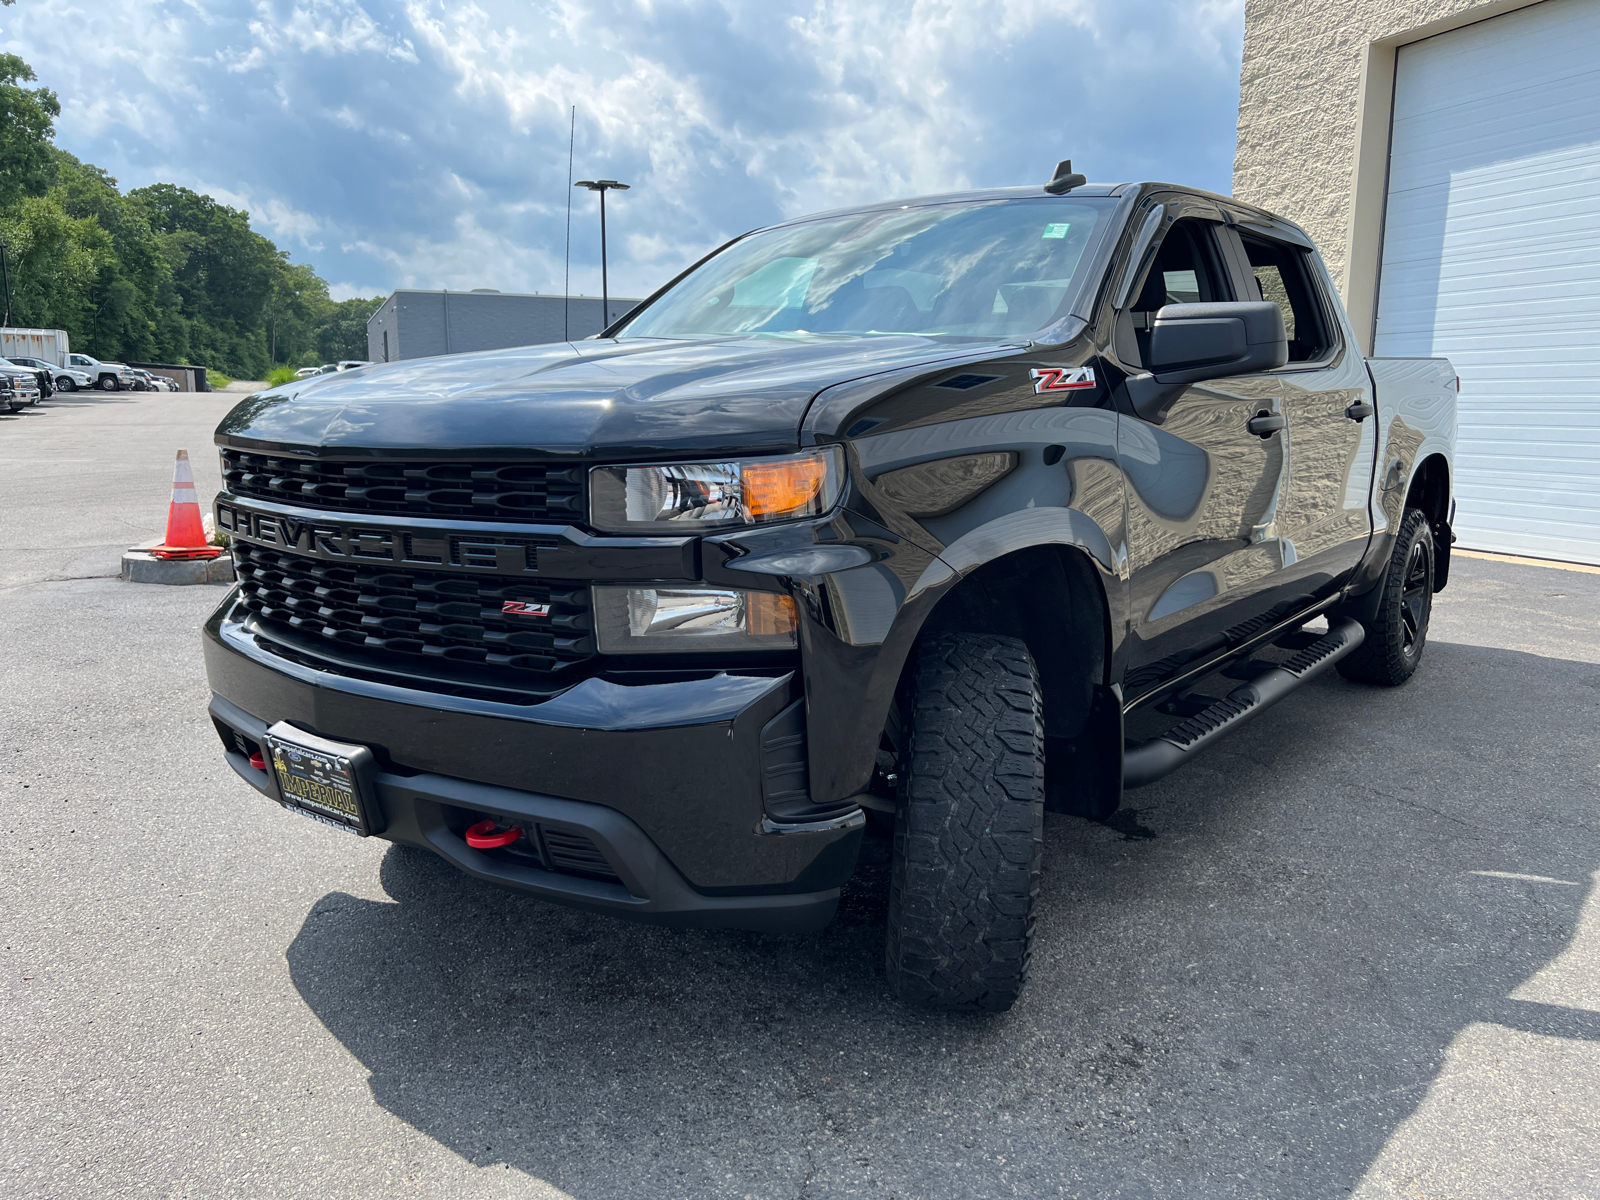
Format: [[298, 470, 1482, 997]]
[[1029, 366, 1097, 395], [502, 600, 551, 617]]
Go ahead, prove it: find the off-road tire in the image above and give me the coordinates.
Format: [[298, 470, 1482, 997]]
[[1338, 506, 1434, 687], [98, 375, 118, 392], [885, 632, 1045, 1012]]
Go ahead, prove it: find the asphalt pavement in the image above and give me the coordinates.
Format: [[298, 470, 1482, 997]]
[[3, 391, 1598, 1199]]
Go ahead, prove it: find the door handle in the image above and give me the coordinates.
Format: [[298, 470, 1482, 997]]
[[1345, 399, 1375, 422], [1246, 411, 1286, 438]]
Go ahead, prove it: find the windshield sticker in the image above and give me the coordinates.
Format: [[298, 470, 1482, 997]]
[[1030, 366, 1096, 394], [1042, 223, 1071, 239]]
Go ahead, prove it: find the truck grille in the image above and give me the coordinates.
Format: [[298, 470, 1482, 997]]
[[233, 542, 594, 681], [221, 450, 585, 524]]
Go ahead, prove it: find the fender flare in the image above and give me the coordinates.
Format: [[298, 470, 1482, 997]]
[[807, 506, 1121, 805]]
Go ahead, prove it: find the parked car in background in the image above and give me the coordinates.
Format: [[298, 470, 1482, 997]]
[[337, 360, 371, 371], [293, 367, 321, 380], [5, 355, 85, 393], [65, 353, 137, 391], [0, 366, 41, 410], [10, 356, 90, 392], [0, 357, 52, 399]]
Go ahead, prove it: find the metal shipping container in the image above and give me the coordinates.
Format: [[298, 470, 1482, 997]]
[[0, 327, 70, 366]]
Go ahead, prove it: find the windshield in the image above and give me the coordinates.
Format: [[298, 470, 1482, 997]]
[[617, 197, 1113, 341]]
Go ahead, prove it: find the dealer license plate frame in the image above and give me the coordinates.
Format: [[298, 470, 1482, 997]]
[[263, 721, 382, 836]]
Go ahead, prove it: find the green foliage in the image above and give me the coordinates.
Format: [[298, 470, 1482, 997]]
[[0, 55, 59, 210], [0, 55, 384, 378], [265, 365, 299, 388], [0, 193, 105, 332], [318, 296, 385, 361]]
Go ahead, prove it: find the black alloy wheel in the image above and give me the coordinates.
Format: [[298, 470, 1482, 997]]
[[1338, 506, 1434, 686], [1399, 535, 1431, 656]]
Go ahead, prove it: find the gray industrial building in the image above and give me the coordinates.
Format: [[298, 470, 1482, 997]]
[[366, 290, 641, 363]]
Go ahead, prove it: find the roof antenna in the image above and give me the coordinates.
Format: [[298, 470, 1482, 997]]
[[1044, 159, 1087, 195], [563, 104, 575, 342]]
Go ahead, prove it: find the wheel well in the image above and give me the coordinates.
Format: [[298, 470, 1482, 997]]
[[1405, 454, 1450, 528], [1405, 453, 1452, 590], [917, 545, 1110, 740]]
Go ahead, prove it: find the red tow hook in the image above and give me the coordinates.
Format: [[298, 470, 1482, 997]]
[[465, 818, 522, 850], [248, 751, 267, 770]]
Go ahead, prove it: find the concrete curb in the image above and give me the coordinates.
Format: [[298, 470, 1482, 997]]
[[122, 547, 236, 585]]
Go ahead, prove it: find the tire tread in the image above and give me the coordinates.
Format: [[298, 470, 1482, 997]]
[[885, 632, 1045, 1012], [1337, 507, 1433, 687]]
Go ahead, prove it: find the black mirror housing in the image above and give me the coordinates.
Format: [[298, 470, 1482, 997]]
[[1125, 301, 1289, 423], [1150, 301, 1287, 377]]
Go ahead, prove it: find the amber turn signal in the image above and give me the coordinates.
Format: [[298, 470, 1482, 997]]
[[746, 591, 798, 636], [743, 458, 828, 520]]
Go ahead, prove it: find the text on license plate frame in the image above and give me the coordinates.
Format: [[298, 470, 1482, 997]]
[[263, 722, 375, 836]]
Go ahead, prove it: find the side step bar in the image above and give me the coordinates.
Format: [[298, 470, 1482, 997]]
[[1123, 618, 1366, 789]]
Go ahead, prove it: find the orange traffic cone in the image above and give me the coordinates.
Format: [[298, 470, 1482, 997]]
[[150, 450, 222, 560]]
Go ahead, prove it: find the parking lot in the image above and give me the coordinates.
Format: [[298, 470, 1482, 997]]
[[3, 391, 1598, 1199]]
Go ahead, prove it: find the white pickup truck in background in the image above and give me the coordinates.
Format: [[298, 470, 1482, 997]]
[[65, 353, 138, 392]]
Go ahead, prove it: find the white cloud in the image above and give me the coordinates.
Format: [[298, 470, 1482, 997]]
[[229, 0, 419, 71], [346, 211, 569, 293], [4, 0, 1246, 301]]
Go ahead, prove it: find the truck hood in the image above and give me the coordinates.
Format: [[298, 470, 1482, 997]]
[[216, 335, 1018, 459]]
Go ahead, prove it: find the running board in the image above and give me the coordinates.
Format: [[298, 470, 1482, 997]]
[[1123, 618, 1366, 789]]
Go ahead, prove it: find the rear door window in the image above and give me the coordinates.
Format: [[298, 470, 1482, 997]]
[[1235, 233, 1334, 363]]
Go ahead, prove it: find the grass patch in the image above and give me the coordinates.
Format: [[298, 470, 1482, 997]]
[[207, 371, 234, 390], [265, 366, 298, 388]]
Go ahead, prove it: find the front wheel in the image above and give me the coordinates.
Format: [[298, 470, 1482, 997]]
[[885, 632, 1045, 1012], [98, 375, 119, 392], [1338, 507, 1434, 686], [55, 376, 75, 393]]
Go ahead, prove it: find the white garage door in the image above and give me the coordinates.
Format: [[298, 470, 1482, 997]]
[[1375, 0, 1600, 564]]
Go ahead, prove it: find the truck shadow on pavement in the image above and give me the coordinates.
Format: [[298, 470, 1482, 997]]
[[287, 639, 1600, 1199]]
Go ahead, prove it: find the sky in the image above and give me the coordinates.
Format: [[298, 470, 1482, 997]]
[[1, 0, 1246, 302]]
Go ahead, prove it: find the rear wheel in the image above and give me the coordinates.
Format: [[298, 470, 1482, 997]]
[[54, 376, 75, 392], [885, 632, 1045, 1012], [1338, 506, 1434, 686]]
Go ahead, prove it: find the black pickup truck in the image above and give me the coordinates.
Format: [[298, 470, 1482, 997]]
[[204, 163, 1458, 1011]]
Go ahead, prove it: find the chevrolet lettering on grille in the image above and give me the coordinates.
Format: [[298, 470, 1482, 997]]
[[215, 501, 549, 574]]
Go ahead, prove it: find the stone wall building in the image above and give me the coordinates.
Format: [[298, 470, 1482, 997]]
[[1237, 0, 1600, 562]]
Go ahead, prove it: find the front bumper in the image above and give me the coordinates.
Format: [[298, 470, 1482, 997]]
[[203, 593, 864, 933]]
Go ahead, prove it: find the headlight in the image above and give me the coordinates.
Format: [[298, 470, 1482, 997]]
[[589, 447, 843, 533], [593, 586, 798, 654]]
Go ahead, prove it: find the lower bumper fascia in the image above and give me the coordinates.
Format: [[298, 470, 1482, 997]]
[[210, 693, 849, 935]]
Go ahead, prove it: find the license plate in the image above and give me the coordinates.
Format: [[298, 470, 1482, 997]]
[[263, 723, 372, 836]]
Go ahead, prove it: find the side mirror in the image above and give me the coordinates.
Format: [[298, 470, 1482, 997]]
[[1125, 301, 1288, 423]]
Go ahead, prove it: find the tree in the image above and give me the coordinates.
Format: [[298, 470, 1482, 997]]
[[316, 296, 384, 361], [131, 183, 282, 376], [0, 193, 104, 333], [50, 152, 170, 360], [263, 257, 328, 365], [0, 54, 59, 210], [0, 50, 387, 378]]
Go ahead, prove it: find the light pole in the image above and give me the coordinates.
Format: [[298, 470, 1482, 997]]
[[574, 178, 629, 332]]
